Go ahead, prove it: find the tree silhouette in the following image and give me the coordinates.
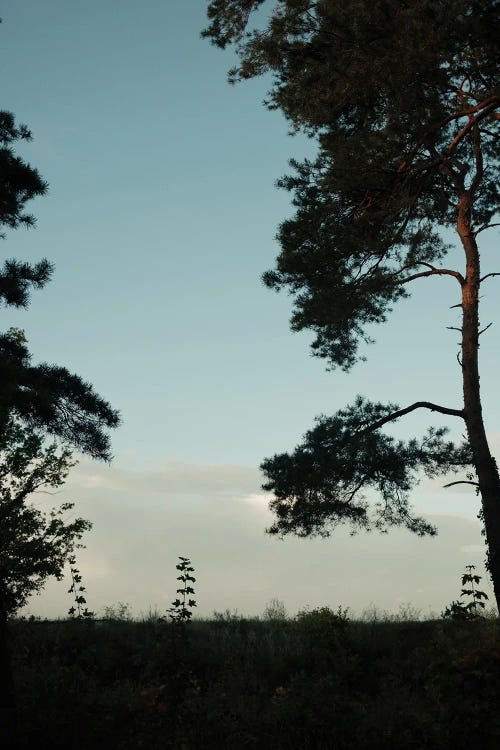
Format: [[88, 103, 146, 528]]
[[0, 20, 119, 740], [0, 417, 91, 615], [204, 0, 500, 608]]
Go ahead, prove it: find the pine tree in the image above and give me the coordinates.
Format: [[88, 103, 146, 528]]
[[204, 1, 500, 609], [0, 21, 119, 739]]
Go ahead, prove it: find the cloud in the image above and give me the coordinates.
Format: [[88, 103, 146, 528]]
[[71, 457, 262, 497], [22, 458, 495, 621]]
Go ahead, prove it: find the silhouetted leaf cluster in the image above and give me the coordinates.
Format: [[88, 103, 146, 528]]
[[262, 397, 472, 537], [0, 418, 91, 613]]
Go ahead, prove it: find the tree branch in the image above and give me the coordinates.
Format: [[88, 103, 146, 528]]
[[447, 100, 499, 154], [444, 96, 500, 124], [398, 266, 465, 286], [478, 322, 493, 336], [469, 123, 483, 196], [480, 271, 500, 282], [443, 480, 479, 488], [475, 225, 500, 238], [358, 401, 464, 435]]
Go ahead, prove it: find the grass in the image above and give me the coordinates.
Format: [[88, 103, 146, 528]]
[[9, 604, 500, 750], [7, 559, 499, 748]]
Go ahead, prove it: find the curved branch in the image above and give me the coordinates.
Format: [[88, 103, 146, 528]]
[[480, 271, 500, 282], [358, 401, 464, 435], [443, 480, 479, 488], [475, 223, 500, 238], [398, 266, 465, 286]]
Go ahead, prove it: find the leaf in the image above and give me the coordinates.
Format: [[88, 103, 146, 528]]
[[475, 591, 489, 600]]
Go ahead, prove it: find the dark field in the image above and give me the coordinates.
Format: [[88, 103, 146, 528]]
[[9, 608, 500, 749]]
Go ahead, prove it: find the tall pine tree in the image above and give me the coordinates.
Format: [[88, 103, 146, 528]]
[[204, 0, 500, 609]]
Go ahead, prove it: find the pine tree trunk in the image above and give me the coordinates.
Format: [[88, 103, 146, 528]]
[[0, 582, 18, 744], [458, 190, 500, 613]]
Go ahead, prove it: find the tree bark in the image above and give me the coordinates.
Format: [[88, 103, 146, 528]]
[[458, 189, 500, 613]]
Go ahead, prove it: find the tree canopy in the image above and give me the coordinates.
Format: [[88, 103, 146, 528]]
[[0, 110, 53, 307], [0, 110, 120, 459], [204, 0, 500, 607], [0, 329, 119, 462], [205, 0, 499, 369], [0, 417, 90, 614], [0, 18, 119, 737], [262, 397, 472, 538]]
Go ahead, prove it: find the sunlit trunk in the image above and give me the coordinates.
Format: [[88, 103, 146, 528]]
[[458, 190, 500, 613]]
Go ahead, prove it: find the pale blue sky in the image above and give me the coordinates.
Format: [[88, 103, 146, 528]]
[[1, 1, 498, 617]]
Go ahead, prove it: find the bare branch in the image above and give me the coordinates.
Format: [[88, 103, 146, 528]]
[[447, 326, 462, 332], [443, 480, 479, 488], [478, 322, 493, 336], [456, 351, 463, 369], [358, 401, 464, 435], [398, 267, 465, 286], [475, 224, 500, 237], [480, 271, 500, 283]]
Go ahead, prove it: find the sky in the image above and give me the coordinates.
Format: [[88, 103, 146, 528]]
[[1, 0, 498, 619]]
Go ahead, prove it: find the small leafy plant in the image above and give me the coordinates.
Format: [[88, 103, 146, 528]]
[[441, 564, 489, 621], [67, 554, 94, 619], [165, 556, 196, 623]]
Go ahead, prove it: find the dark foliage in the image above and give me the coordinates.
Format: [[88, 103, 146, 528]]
[[9, 614, 500, 749], [0, 110, 53, 307], [0, 329, 119, 462], [204, 0, 499, 368], [203, 0, 499, 554], [0, 418, 91, 614], [262, 397, 472, 537]]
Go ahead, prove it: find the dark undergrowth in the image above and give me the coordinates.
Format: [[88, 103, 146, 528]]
[[9, 608, 500, 749]]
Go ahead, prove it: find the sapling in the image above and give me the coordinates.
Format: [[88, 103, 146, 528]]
[[67, 555, 94, 620], [441, 564, 489, 621], [164, 556, 196, 624], [157, 556, 197, 745]]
